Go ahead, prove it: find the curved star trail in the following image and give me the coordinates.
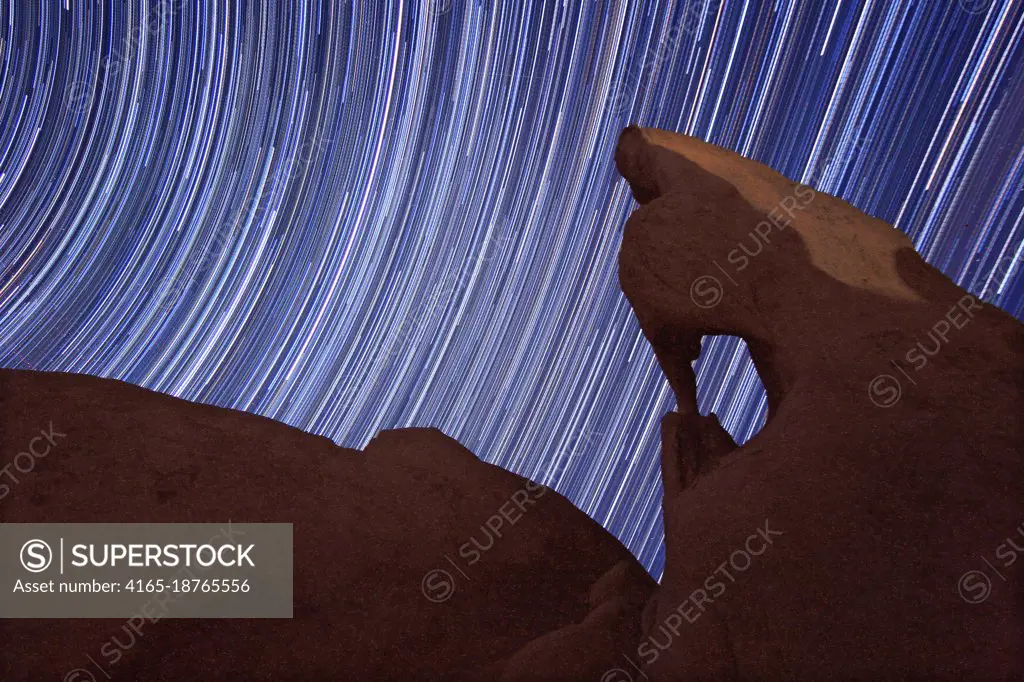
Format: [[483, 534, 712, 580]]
[[1, 1, 1022, 577]]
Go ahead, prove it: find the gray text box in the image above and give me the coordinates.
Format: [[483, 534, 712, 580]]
[[0, 523, 292, 618]]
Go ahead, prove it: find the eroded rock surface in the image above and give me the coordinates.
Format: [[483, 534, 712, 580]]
[[616, 125, 1023, 680], [0, 369, 654, 681]]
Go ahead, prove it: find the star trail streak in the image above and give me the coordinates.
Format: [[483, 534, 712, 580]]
[[1, 1, 1021, 577]]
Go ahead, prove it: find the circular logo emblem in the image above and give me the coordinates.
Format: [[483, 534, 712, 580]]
[[20, 539, 53, 573], [958, 570, 992, 604], [868, 374, 901, 408], [421, 568, 455, 602], [690, 275, 724, 309]]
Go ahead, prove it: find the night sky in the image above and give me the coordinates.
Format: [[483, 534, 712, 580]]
[[1, 1, 1021, 578]]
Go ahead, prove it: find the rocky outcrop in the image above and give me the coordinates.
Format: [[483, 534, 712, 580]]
[[1, 125, 1019, 681], [616, 125, 1023, 680], [0, 369, 654, 681]]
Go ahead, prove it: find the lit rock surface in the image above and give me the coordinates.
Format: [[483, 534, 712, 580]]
[[0, 369, 654, 681], [616, 125, 1023, 680]]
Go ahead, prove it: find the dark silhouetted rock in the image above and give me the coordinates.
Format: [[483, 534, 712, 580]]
[[615, 125, 1022, 680], [0, 369, 654, 681]]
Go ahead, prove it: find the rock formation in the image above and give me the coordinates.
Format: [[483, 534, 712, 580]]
[[0, 369, 654, 681], [1, 125, 1020, 680], [616, 125, 1022, 680]]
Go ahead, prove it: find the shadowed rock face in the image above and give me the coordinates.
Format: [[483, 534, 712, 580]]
[[0, 369, 654, 681], [616, 126, 1023, 680]]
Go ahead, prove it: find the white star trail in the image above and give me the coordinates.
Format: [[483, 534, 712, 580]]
[[1, 1, 1021, 577]]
